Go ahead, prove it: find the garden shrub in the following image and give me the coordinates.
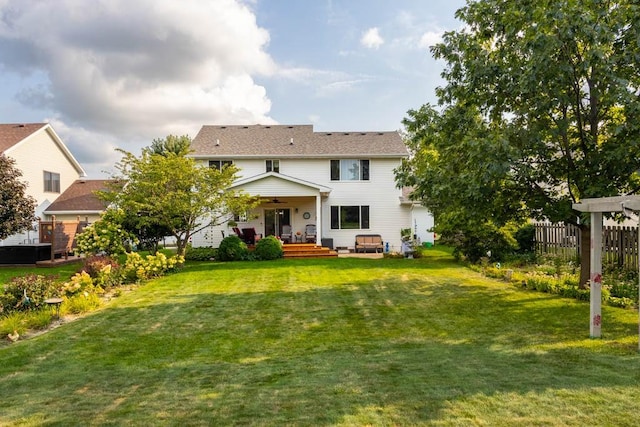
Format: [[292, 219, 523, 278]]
[[123, 252, 184, 281], [80, 255, 122, 289], [0, 275, 58, 314], [60, 271, 103, 297], [64, 293, 102, 314], [217, 235, 248, 261], [254, 236, 284, 260], [185, 246, 217, 261], [75, 216, 138, 256], [514, 224, 536, 253]]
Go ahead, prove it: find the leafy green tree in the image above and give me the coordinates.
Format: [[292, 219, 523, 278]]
[[146, 134, 191, 156], [0, 154, 36, 240], [399, 0, 640, 285], [101, 136, 258, 256]]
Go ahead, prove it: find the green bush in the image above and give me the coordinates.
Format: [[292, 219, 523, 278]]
[[185, 246, 217, 261], [514, 224, 536, 253], [254, 236, 284, 260], [217, 235, 248, 261], [0, 275, 59, 314]]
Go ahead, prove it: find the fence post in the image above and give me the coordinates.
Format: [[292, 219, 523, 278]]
[[50, 215, 56, 262]]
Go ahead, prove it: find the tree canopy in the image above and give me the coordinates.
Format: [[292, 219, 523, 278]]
[[397, 0, 640, 283], [101, 135, 258, 256], [0, 154, 36, 240]]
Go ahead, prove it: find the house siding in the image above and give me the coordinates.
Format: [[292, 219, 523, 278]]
[[1, 127, 83, 245]]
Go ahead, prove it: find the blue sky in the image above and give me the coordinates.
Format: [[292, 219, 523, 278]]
[[0, 0, 465, 177]]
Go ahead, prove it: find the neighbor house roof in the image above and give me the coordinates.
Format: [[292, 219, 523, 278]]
[[189, 124, 408, 158], [0, 122, 86, 177], [0, 123, 48, 153], [44, 179, 113, 214]]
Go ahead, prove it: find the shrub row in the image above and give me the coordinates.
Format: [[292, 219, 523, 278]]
[[0, 252, 184, 317]]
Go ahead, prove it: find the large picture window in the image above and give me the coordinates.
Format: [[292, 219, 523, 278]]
[[43, 171, 60, 193], [330, 159, 369, 181], [330, 205, 370, 229], [209, 160, 232, 171]]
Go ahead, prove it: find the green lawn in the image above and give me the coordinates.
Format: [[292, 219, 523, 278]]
[[1, 248, 639, 426]]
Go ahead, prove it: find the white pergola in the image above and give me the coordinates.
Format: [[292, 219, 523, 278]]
[[572, 196, 640, 350]]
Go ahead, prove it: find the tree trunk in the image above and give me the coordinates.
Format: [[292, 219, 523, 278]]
[[579, 224, 591, 289]]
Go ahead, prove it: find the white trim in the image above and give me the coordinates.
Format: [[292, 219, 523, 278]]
[[230, 172, 332, 195], [4, 124, 86, 177]]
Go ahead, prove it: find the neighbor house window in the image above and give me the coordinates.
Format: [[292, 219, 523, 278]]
[[43, 171, 60, 193], [330, 205, 370, 229], [330, 159, 369, 181], [266, 159, 280, 173], [209, 160, 233, 171]]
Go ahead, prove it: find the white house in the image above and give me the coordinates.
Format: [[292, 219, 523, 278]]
[[0, 123, 86, 245], [188, 124, 434, 252]]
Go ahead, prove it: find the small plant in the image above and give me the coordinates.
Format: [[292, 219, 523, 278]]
[[254, 236, 284, 260], [64, 293, 101, 315], [185, 246, 218, 261], [0, 275, 59, 314], [217, 235, 248, 261]]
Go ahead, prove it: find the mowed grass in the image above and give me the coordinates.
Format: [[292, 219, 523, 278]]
[[1, 248, 640, 426]]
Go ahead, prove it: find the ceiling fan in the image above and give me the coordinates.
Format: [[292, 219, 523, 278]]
[[263, 197, 287, 204]]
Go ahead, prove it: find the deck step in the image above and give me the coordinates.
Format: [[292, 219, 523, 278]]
[[282, 243, 338, 259]]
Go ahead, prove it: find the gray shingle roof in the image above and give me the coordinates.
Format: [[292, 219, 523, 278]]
[[0, 123, 47, 153], [45, 179, 113, 213], [189, 124, 408, 158]]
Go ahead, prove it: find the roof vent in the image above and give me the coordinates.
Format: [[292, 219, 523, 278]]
[[243, 126, 248, 129], [215, 139, 220, 146], [289, 138, 294, 145], [288, 126, 294, 129]]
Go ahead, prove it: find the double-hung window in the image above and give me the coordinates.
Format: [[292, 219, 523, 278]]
[[209, 160, 232, 171], [330, 205, 370, 229], [266, 159, 280, 173], [330, 159, 369, 181], [44, 171, 60, 193]]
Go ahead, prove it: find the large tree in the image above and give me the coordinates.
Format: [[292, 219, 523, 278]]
[[102, 136, 259, 256], [398, 0, 640, 285], [0, 154, 36, 240]]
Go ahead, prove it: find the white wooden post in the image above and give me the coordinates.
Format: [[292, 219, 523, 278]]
[[590, 212, 603, 338], [315, 194, 322, 246]]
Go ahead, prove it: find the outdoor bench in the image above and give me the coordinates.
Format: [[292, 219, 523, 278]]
[[355, 234, 383, 253]]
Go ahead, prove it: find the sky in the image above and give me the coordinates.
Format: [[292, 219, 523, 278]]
[[0, 0, 466, 178]]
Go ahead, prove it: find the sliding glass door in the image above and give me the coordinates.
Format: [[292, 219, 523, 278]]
[[264, 208, 291, 238]]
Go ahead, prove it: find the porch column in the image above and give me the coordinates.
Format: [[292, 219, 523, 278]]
[[590, 212, 603, 338], [315, 194, 322, 246]]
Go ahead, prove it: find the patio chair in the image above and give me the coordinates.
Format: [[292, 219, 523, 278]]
[[232, 227, 244, 240], [281, 225, 292, 243], [304, 224, 316, 243], [242, 227, 257, 245]]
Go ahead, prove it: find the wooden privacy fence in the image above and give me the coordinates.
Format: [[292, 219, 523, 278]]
[[534, 222, 639, 269], [39, 216, 89, 261]]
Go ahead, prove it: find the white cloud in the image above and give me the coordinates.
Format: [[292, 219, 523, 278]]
[[0, 0, 277, 176], [360, 27, 384, 49], [419, 31, 443, 49]]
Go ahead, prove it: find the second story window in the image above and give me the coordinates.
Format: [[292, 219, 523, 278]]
[[266, 159, 280, 173], [330, 159, 369, 181], [44, 171, 60, 193], [209, 160, 232, 171]]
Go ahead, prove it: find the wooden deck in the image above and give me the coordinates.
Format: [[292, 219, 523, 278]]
[[282, 243, 338, 259]]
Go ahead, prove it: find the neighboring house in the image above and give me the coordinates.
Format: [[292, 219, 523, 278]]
[[43, 179, 112, 223], [188, 124, 434, 251], [0, 123, 86, 245]]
